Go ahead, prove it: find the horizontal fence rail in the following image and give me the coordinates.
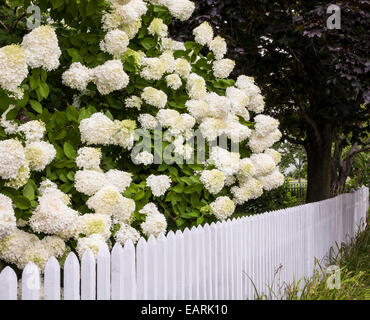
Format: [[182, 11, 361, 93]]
[[0, 187, 368, 300]]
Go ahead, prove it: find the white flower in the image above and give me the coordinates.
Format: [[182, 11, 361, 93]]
[[18, 120, 46, 142], [79, 112, 115, 145], [209, 147, 240, 176], [264, 148, 282, 165], [29, 192, 78, 235], [166, 73, 182, 90], [213, 59, 235, 78], [148, 18, 168, 37], [105, 169, 132, 193], [254, 115, 279, 136], [125, 95, 142, 110], [141, 87, 167, 108], [199, 117, 227, 141], [138, 113, 158, 130], [74, 170, 107, 196], [250, 153, 276, 177], [4, 162, 30, 190], [226, 87, 249, 116], [161, 37, 186, 51], [237, 158, 256, 180], [75, 213, 112, 240], [102, 11, 123, 31], [140, 57, 166, 80], [25, 141, 56, 171], [39, 182, 71, 205], [76, 234, 106, 259], [248, 94, 265, 114], [100, 29, 129, 57], [0, 105, 18, 135], [0, 139, 26, 180], [0, 45, 28, 94], [140, 203, 167, 237], [62, 62, 92, 91], [165, 0, 195, 21], [21, 25, 61, 71], [231, 178, 264, 205], [92, 60, 129, 95], [146, 174, 171, 197], [209, 36, 227, 60], [114, 0, 148, 24], [200, 169, 225, 194], [0, 194, 16, 240], [133, 151, 154, 165], [186, 73, 207, 99], [210, 196, 235, 220], [174, 58, 191, 78], [193, 21, 214, 46], [115, 223, 141, 245], [76, 147, 102, 170], [204, 92, 232, 118], [87, 185, 127, 216], [120, 19, 143, 39], [186, 99, 211, 122], [160, 51, 176, 73], [258, 169, 285, 191], [111, 119, 136, 149], [0, 229, 39, 269], [248, 128, 282, 153]]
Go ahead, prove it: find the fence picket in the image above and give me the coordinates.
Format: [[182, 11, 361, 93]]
[[121, 240, 137, 300], [81, 249, 96, 300], [22, 262, 40, 300], [0, 266, 17, 300], [111, 243, 123, 300], [64, 252, 80, 300], [44, 257, 60, 300], [97, 244, 110, 300]]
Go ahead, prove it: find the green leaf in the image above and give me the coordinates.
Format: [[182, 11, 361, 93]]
[[63, 142, 77, 160], [13, 196, 31, 210], [37, 82, 49, 99], [23, 182, 35, 201], [140, 37, 156, 50], [135, 190, 146, 200], [66, 105, 79, 122], [29, 99, 43, 113]]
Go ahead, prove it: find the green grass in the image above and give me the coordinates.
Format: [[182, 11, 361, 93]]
[[254, 213, 369, 300]]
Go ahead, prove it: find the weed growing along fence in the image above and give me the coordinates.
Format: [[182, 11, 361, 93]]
[[0, 187, 368, 300]]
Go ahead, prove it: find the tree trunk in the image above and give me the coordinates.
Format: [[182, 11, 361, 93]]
[[305, 124, 332, 203]]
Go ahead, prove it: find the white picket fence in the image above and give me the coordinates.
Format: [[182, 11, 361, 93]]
[[0, 187, 368, 300]]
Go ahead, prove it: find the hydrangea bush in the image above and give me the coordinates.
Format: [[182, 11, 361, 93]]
[[0, 0, 284, 270]]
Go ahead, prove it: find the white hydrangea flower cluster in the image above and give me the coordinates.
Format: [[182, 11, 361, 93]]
[[0, 194, 17, 240], [79, 112, 136, 149], [21, 25, 61, 71], [0, 25, 61, 97], [0, 228, 67, 270], [199, 169, 225, 194], [146, 174, 172, 197], [114, 223, 141, 245], [133, 151, 154, 165], [63, 59, 129, 95], [210, 196, 235, 220], [0, 118, 56, 189], [140, 202, 167, 237]]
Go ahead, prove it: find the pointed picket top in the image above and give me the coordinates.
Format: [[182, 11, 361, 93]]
[[147, 234, 157, 246], [81, 249, 96, 300], [22, 262, 40, 300], [166, 230, 175, 241], [175, 229, 184, 239], [157, 233, 166, 242], [64, 252, 80, 300], [0, 266, 17, 300], [97, 243, 110, 300], [44, 256, 60, 300], [123, 238, 135, 251]]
